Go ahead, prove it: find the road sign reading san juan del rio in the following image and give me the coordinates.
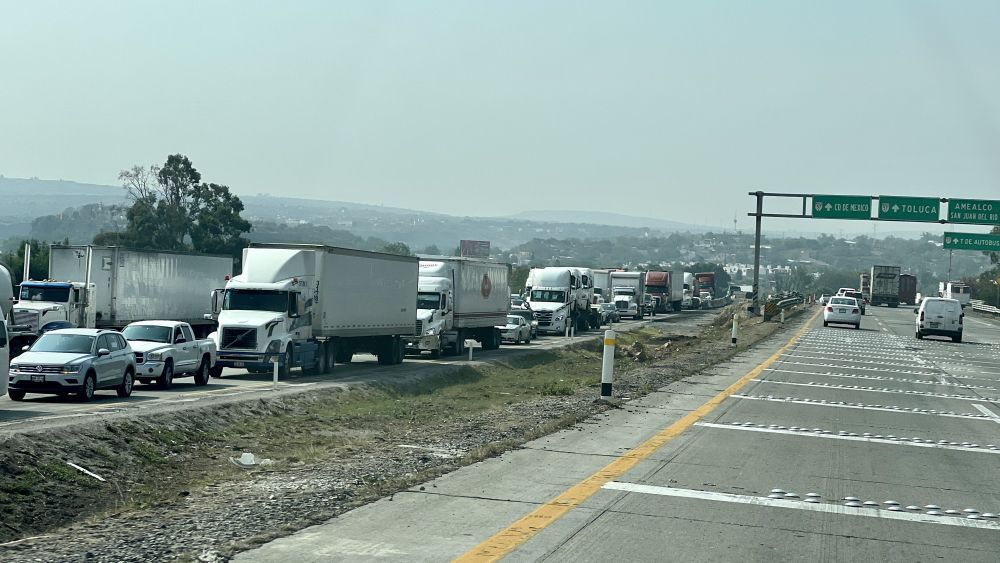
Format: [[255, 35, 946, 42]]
[[948, 199, 1000, 225], [878, 196, 939, 222], [811, 195, 870, 219]]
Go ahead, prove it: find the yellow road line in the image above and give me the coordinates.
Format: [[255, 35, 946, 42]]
[[454, 308, 821, 562]]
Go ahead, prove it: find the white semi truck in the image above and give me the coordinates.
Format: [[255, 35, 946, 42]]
[[610, 271, 646, 320], [527, 267, 588, 334], [404, 257, 511, 358], [210, 244, 418, 376], [10, 245, 232, 354]]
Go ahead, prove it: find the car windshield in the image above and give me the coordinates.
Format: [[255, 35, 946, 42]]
[[417, 292, 441, 310], [531, 290, 565, 302], [224, 289, 289, 312], [122, 325, 172, 343], [510, 311, 534, 321], [19, 285, 71, 302], [30, 333, 94, 354], [506, 316, 520, 325], [830, 298, 856, 306], [600, 303, 615, 311]]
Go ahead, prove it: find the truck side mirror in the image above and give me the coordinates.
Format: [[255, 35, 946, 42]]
[[211, 289, 223, 315], [296, 294, 306, 316]]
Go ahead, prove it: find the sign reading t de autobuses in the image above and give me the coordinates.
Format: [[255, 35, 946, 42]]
[[459, 240, 491, 258], [947, 199, 1000, 225], [943, 232, 1000, 252]]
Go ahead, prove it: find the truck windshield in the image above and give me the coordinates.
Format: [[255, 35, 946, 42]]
[[613, 288, 634, 296], [19, 285, 71, 302], [530, 290, 565, 302], [122, 325, 172, 343], [31, 333, 94, 354], [417, 292, 441, 310], [223, 289, 289, 313]]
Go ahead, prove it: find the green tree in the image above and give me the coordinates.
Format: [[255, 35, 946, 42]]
[[2, 240, 54, 283], [380, 242, 413, 256], [96, 154, 251, 256], [510, 266, 531, 292], [422, 244, 441, 255]]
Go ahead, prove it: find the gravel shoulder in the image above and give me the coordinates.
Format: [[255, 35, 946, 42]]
[[0, 306, 801, 562]]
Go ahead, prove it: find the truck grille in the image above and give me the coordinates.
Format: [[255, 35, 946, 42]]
[[415, 320, 423, 335], [534, 311, 553, 326], [615, 301, 628, 311], [221, 327, 258, 350], [13, 309, 40, 333]]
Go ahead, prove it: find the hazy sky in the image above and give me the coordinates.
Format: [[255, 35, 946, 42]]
[[2, 1, 999, 233]]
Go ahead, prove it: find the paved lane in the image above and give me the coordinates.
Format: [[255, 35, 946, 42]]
[[234, 306, 1000, 562]]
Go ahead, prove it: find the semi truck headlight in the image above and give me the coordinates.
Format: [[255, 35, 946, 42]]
[[266, 340, 281, 353]]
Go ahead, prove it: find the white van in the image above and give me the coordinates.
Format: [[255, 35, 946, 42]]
[[915, 298, 963, 342]]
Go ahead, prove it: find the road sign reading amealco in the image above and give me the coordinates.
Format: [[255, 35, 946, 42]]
[[877, 196, 940, 222], [811, 195, 871, 219], [943, 232, 1000, 252], [947, 199, 1000, 225]]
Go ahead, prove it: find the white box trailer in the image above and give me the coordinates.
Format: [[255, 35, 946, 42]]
[[405, 257, 511, 356], [48, 246, 233, 331], [610, 271, 646, 320], [212, 244, 418, 376]]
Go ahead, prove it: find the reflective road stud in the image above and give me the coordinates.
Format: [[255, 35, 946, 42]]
[[601, 330, 616, 400]]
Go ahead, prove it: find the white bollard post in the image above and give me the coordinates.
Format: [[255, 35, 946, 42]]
[[565, 323, 570, 338], [780, 309, 785, 324], [468, 346, 473, 362], [600, 330, 616, 400], [272, 355, 279, 389], [570, 325, 575, 338], [731, 318, 738, 347]]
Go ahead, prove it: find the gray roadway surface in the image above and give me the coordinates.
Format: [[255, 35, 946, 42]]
[[234, 306, 1000, 562], [0, 314, 686, 433]]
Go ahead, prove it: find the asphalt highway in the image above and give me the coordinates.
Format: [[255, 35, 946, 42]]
[[235, 305, 1000, 562]]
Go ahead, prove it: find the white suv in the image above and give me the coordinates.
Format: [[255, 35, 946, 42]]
[[915, 298, 963, 343]]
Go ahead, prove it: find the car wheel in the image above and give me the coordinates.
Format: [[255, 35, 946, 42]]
[[117, 368, 134, 398], [953, 334, 962, 343], [916, 331, 923, 340], [210, 365, 224, 378], [157, 361, 174, 390], [8, 389, 26, 401], [193, 357, 210, 386], [78, 373, 96, 402], [855, 323, 860, 330], [823, 321, 829, 327]]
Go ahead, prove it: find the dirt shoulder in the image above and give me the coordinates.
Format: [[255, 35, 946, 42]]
[[0, 306, 804, 562]]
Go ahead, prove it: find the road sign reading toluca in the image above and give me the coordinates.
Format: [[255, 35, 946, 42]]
[[947, 199, 1000, 225], [943, 232, 1000, 251], [877, 196, 940, 222], [811, 195, 871, 219]]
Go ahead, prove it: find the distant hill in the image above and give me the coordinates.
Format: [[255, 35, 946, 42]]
[[506, 210, 713, 232]]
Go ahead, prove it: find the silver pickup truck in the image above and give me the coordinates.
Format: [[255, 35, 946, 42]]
[[122, 321, 217, 389]]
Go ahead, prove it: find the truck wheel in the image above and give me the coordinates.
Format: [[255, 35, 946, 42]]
[[430, 345, 442, 360], [317, 342, 330, 374], [210, 365, 224, 379], [280, 346, 293, 377], [157, 361, 174, 390], [194, 357, 210, 386], [8, 390, 25, 401], [335, 345, 353, 364]]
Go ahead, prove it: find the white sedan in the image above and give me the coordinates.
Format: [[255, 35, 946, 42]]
[[823, 296, 861, 329], [497, 315, 532, 344]]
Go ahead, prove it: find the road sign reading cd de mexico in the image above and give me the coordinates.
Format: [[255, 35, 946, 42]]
[[943, 232, 1000, 252], [811, 195, 871, 219], [947, 199, 1000, 225], [877, 196, 940, 222]]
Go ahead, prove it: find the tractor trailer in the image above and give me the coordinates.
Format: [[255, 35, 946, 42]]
[[210, 244, 417, 376], [404, 257, 510, 358], [870, 265, 901, 307]]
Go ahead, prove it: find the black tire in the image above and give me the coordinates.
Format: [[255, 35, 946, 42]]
[[8, 389, 25, 401], [280, 346, 293, 377], [210, 365, 223, 379], [430, 346, 441, 360], [953, 334, 962, 343], [78, 373, 96, 402], [823, 321, 828, 327], [157, 361, 174, 390], [394, 337, 405, 365], [855, 323, 860, 330], [117, 368, 135, 398], [194, 357, 210, 386], [916, 331, 923, 340], [335, 344, 353, 364]]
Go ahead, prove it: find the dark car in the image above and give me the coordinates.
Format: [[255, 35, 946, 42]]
[[507, 309, 538, 339]]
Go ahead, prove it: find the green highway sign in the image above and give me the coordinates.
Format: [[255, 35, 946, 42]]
[[811, 195, 871, 219], [877, 196, 940, 222], [947, 199, 1000, 225], [943, 232, 1000, 251]]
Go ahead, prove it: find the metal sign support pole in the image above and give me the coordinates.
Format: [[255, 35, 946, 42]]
[[752, 191, 763, 316]]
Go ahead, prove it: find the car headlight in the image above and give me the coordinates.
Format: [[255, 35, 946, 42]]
[[146, 352, 163, 361], [554, 314, 565, 321], [62, 365, 82, 374]]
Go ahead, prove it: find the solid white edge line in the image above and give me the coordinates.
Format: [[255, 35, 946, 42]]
[[749, 379, 991, 402], [693, 422, 1000, 454], [601, 482, 1000, 530], [731, 395, 989, 421]]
